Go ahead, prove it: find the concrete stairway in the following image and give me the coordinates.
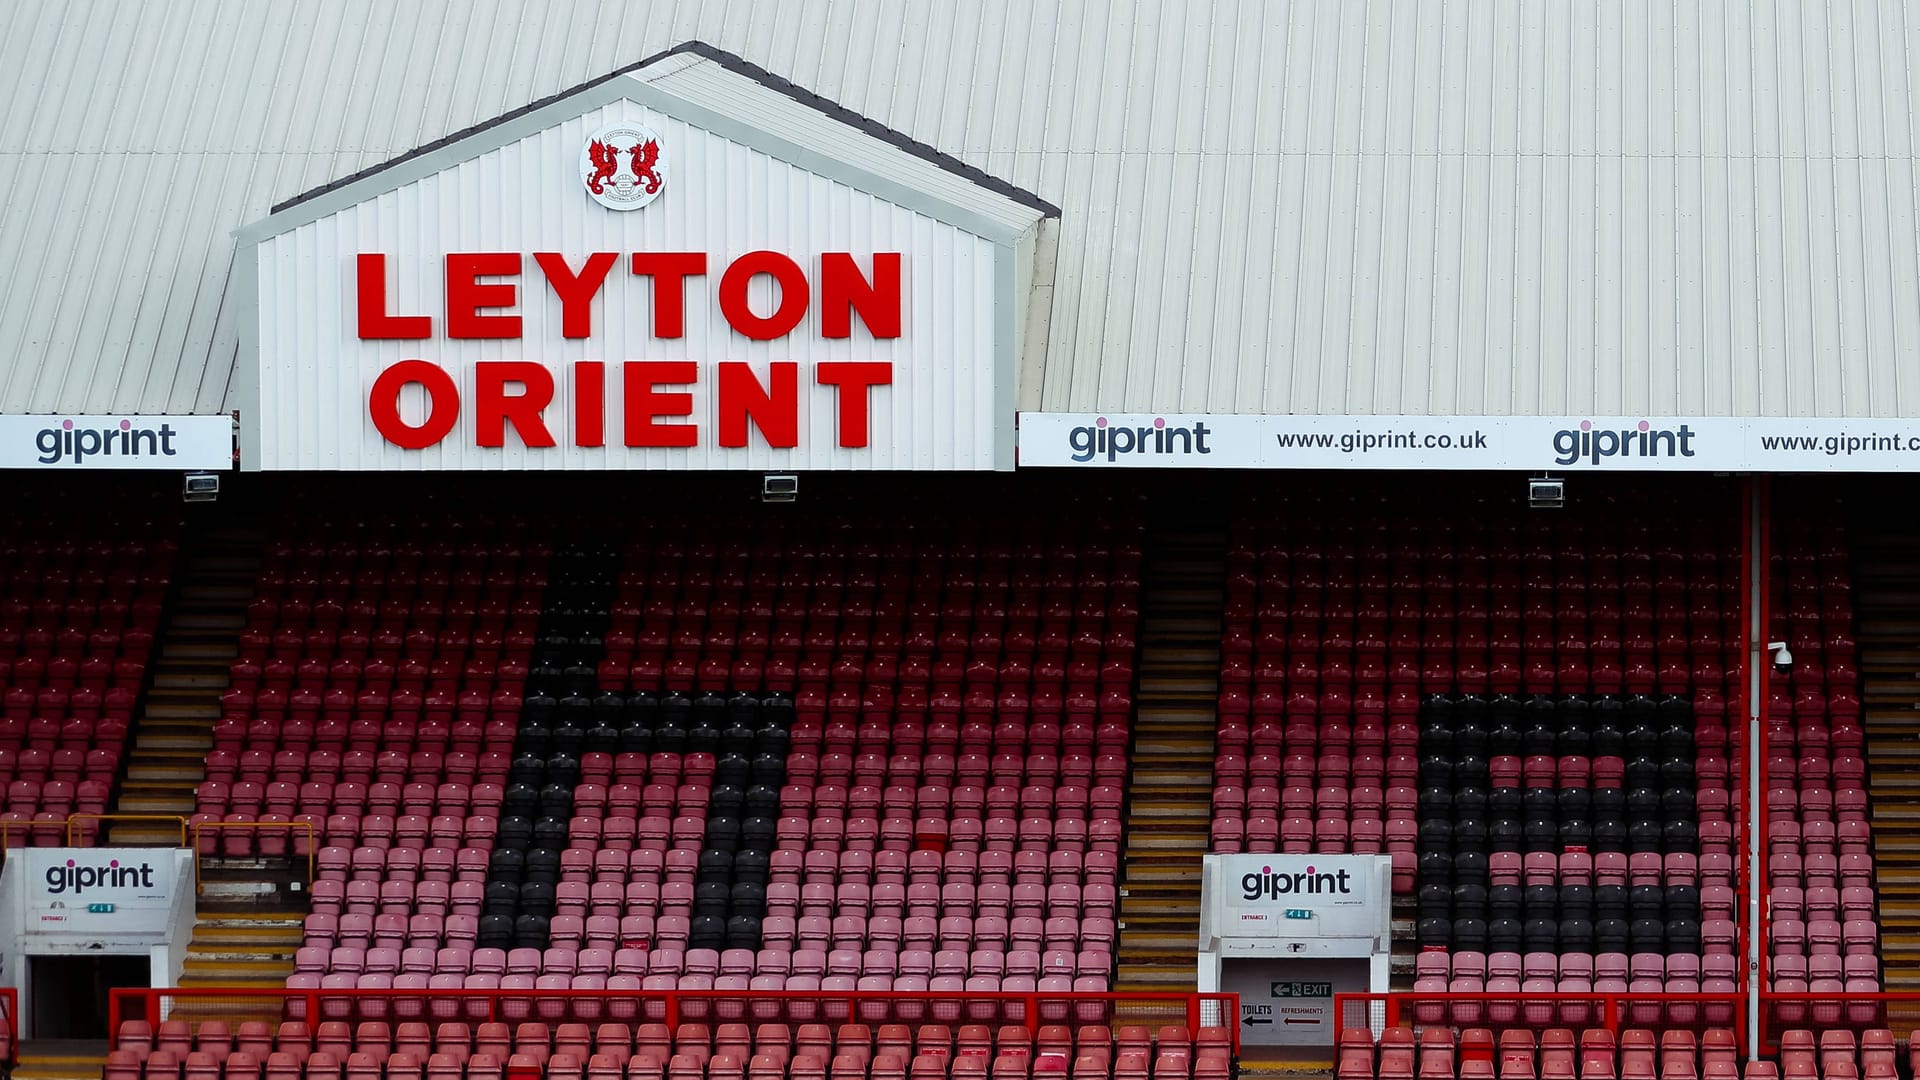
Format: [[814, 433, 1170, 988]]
[[1114, 523, 1225, 993], [117, 523, 308, 1000], [108, 526, 263, 846], [1853, 525, 1920, 989], [174, 909, 307, 1003]]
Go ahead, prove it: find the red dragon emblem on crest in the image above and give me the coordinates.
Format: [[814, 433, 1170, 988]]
[[628, 139, 663, 195], [585, 139, 623, 195], [581, 125, 668, 209]]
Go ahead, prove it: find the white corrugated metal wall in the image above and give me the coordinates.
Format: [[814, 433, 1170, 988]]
[[4, 0, 1920, 419], [249, 97, 1008, 470]]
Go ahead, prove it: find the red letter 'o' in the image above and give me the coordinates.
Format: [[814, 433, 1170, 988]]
[[718, 251, 810, 340], [370, 360, 460, 449]]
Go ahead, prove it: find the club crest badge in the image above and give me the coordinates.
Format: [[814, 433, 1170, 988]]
[[580, 123, 667, 210]]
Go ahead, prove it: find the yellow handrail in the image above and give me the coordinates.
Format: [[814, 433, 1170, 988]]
[[188, 819, 316, 894], [64, 813, 189, 847]]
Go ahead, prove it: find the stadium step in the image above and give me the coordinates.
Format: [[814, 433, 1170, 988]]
[[108, 523, 266, 846], [173, 911, 307, 1017], [11, 1043, 109, 1080], [1115, 521, 1226, 994], [1389, 902, 1418, 991], [1852, 523, 1920, 991]]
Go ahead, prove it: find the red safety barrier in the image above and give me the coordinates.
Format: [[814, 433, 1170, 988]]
[[108, 987, 1241, 1055], [1335, 991, 1920, 1053], [1760, 994, 1920, 1040], [1333, 992, 1749, 1043]]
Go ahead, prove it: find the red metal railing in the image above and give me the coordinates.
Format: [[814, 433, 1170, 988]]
[[0, 812, 314, 896], [1333, 992, 1749, 1043], [108, 988, 1241, 1054], [1757, 994, 1920, 1040], [1334, 991, 1920, 1053], [1, 987, 16, 1066]]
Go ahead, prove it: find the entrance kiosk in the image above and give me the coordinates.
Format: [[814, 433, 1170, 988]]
[[1197, 853, 1391, 1051], [0, 848, 196, 1038]]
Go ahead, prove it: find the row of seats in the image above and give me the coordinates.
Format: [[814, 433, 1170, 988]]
[[115, 1047, 1215, 1080], [301, 910, 1118, 954], [111, 1020, 1228, 1080], [1410, 950, 1738, 1021], [204, 805, 1130, 854], [1, 593, 166, 637], [311, 844, 1118, 889], [0, 715, 135, 747], [1336, 1027, 1824, 1080], [1218, 655, 1743, 711], [0, 776, 111, 843], [217, 688, 532, 727], [302, 875, 1122, 921], [113, 1020, 1226, 1065], [1, 655, 159, 691], [280, 957, 1113, 1014], [294, 944, 1114, 980]]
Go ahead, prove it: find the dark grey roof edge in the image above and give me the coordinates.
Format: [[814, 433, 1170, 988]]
[[270, 40, 1060, 218]]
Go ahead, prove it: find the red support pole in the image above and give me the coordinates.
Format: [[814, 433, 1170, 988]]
[[1736, 476, 1753, 1015], [1747, 476, 1772, 1058]]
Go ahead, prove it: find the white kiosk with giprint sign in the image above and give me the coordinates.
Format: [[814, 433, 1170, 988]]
[[0, 847, 196, 1039], [1196, 854, 1391, 1051]]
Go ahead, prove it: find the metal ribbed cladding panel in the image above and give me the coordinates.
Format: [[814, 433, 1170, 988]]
[[9, 1, 1920, 419]]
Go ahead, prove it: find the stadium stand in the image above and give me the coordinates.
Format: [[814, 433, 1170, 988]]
[[196, 509, 550, 868], [1209, 480, 1770, 1014], [0, 494, 180, 847], [266, 487, 1141, 1013], [59, 476, 1891, 1075], [1766, 515, 1877, 1009]]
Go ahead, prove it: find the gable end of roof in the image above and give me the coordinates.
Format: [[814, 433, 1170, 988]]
[[270, 40, 1059, 218]]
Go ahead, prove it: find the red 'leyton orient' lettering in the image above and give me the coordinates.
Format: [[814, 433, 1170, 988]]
[[357, 251, 901, 342], [367, 360, 887, 451], [357, 250, 903, 453]]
